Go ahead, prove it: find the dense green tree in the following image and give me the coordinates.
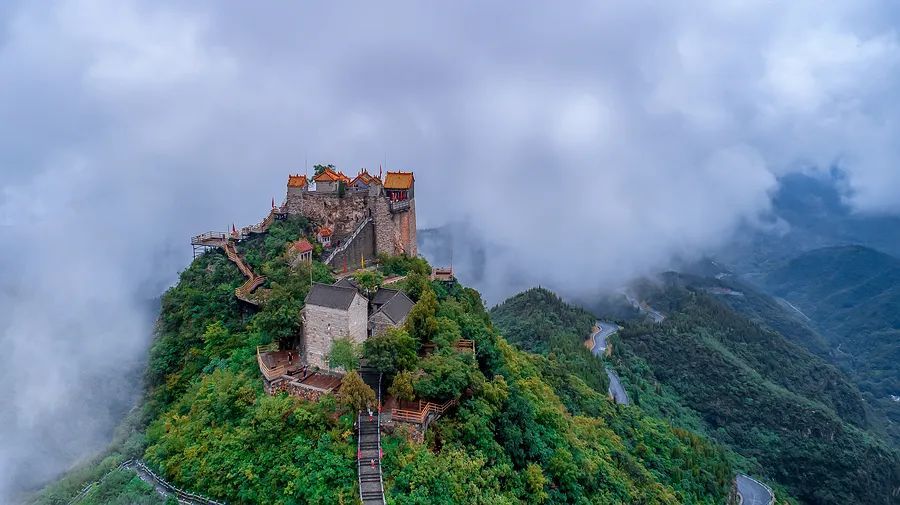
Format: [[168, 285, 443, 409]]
[[338, 371, 375, 411], [405, 288, 438, 343], [362, 328, 417, 374], [378, 254, 430, 277], [414, 351, 474, 401], [353, 269, 384, 298], [313, 163, 335, 176], [327, 337, 359, 371], [389, 371, 416, 402], [402, 271, 429, 301]]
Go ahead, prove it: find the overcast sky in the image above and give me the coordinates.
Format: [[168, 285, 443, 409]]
[[1, 0, 899, 499]]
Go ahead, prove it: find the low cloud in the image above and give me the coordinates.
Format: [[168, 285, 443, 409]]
[[1, 0, 899, 499]]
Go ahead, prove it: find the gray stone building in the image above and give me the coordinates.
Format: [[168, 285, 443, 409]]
[[302, 283, 368, 371], [368, 288, 415, 337]]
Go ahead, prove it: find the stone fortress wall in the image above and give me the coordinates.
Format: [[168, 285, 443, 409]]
[[284, 183, 416, 258]]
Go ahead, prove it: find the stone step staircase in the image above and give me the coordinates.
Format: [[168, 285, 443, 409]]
[[324, 217, 373, 266], [357, 370, 385, 505]]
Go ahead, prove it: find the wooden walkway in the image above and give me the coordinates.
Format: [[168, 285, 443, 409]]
[[191, 207, 284, 305], [357, 370, 386, 505]]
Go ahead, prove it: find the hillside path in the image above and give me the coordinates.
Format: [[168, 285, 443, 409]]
[[357, 370, 386, 505], [736, 474, 774, 505], [590, 321, 620, 356], [606, 368, 629, 405]]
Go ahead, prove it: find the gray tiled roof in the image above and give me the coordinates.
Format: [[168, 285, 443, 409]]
[[372, 287, 400, 306], [373, 290, 414, 324], [305, 283, 361, 310], [333, 277, 359, 290]]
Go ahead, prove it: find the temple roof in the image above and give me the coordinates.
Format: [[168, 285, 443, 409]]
[[292, 238, 313, 254], [305, 283, 361, 311], [371, 290, 414, 324], [383, 171, 414, 190], [317, 227, 333, 237], [287, 174, 308, 188], [351, 169, 381, 187], [372, 287, 401, 306], [313, 168, 350, 183]]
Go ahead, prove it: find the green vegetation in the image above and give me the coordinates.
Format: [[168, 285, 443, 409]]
[[338, 371, 376, 411], [34, 225, 741, 504], [490, 288, 610, 403], [352, 269, 384, 297], [613, 277, 900, 505], [764, 245, 900, 443], [75, 468, 166, 505], [362, 327, 418, 374], [326, 337, 360, 371]]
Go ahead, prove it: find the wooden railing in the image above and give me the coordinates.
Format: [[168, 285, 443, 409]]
[[191, 231, 228, 246], [421, 339, 475, 355], [236, 276, 266, 299], [68, 459, 225, 505], [389, 199, 410, 213], [456, 339, 475, 353], [391, 398, 457, 425], [223, 243, 254, 278], [257, 344, 285, 381]]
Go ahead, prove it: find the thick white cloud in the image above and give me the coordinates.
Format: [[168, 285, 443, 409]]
[[1, 0, 899, 499]]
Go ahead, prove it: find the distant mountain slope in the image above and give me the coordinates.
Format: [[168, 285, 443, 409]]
[[719, 173, 900, 273], [763, 245, 900, 442], [490, 284, 900, 505], [614, 279, 900, 505]]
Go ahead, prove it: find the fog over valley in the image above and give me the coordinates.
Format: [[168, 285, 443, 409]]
[[2, 0, 900, 501]]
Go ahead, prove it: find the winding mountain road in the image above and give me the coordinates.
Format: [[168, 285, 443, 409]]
[[624, 293, 665, 323], [590, 321, 620, 356], [606, 368, 629, 405], [736, 474, 774, 505]]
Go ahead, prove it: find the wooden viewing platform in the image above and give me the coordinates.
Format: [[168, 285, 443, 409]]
[[420, 339, 475, 356], [190, 206, 286, 305], [430, 266, 454, 283], [390, 398, 458, 426], [257, 345, 342, 393]]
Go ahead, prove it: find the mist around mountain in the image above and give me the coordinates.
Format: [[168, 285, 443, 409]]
[[720, 172, 900, 274]]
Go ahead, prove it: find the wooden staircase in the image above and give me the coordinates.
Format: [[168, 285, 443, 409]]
[[223, 242, 266, 305]]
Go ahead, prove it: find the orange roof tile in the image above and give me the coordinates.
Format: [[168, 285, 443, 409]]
[[287, 174, 308, 188], [351, 169, 379, 186], [317, 227, 333, 237], [313, 168, 350, 183], [383, 171, 414, 190], [292, 238, 314, 253]]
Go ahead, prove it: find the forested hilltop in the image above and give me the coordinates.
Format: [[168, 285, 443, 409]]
[[492, 281, 900, 505], [33, 217, 738, 505]]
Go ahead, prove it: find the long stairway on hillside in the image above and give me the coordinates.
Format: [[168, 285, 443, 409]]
[[191, 206, 286, 306], [223, 242, 266, 305], [324, 217, 373, 266], [357, 370, 385, 505]]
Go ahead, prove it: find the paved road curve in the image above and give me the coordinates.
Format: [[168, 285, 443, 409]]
[[736, 474, 774, 505], [590, 321, 620, 356], [606, 368, 629, 405], [624, 293, 665, 323]]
